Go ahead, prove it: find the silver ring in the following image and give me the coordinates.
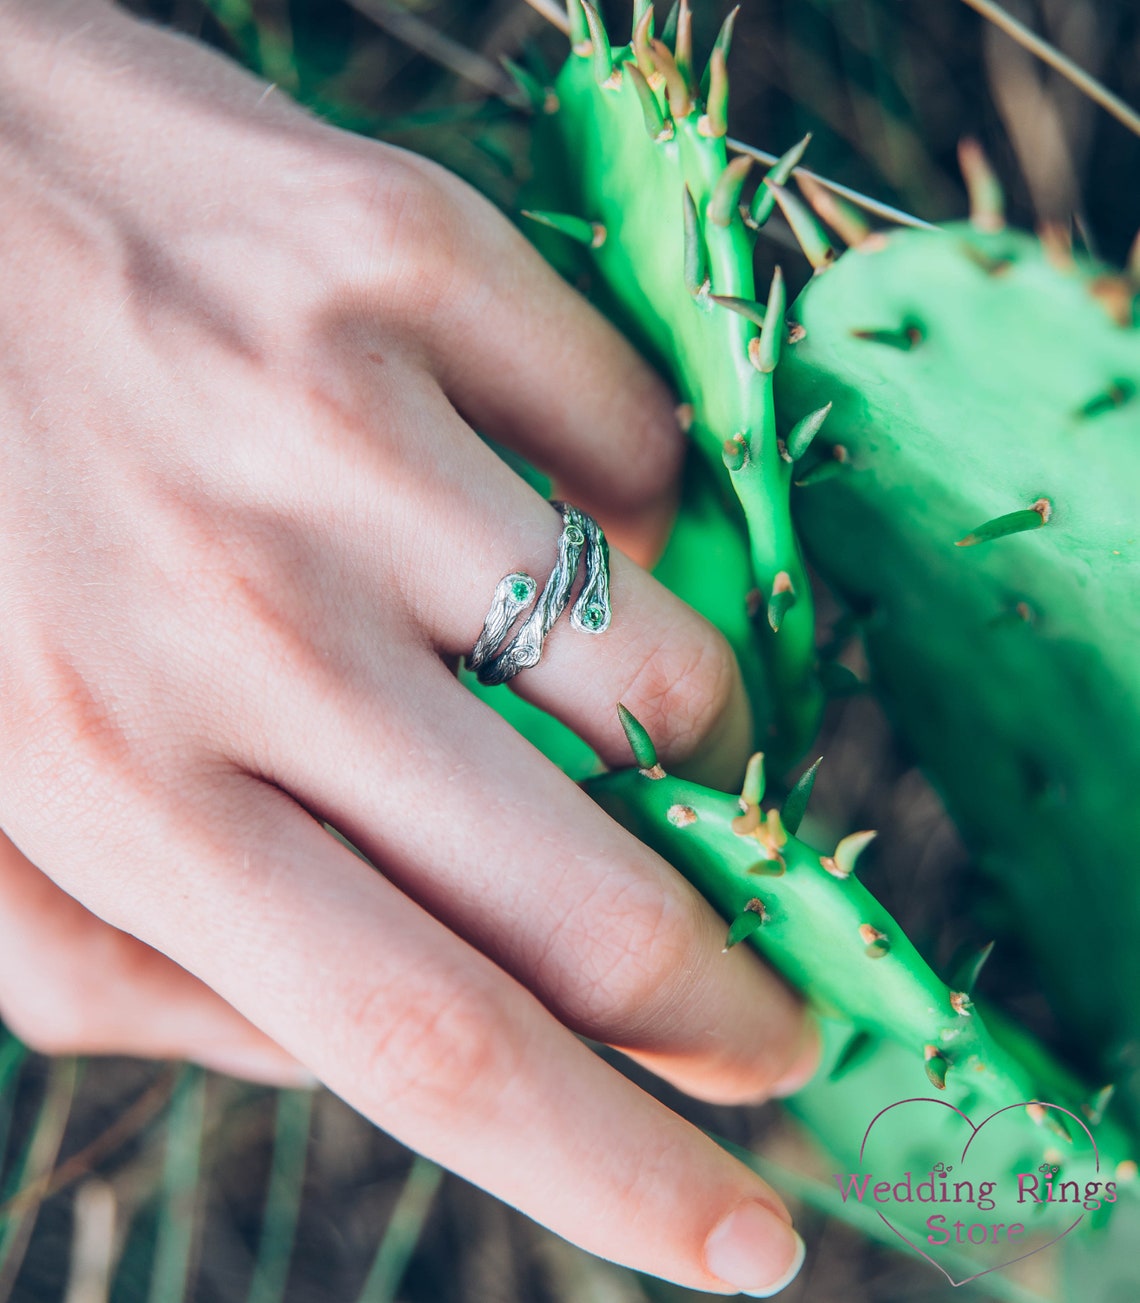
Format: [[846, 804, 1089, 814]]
[[467, 503, 611, 686]]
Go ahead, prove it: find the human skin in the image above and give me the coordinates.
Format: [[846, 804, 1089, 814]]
[[0, 1, 817, 1292]]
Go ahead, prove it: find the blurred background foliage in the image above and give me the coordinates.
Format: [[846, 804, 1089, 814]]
[[4, 1, 1140, 1299]]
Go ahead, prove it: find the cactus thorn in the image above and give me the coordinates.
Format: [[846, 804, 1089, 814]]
[[739, 751, 767, 807], [768, 571, 796, 632], [748, 134, 812, 228], [952, 940, 995, 995], [500, 56, 559, 114], [1078, 381, 1133, 419], [958, 138, 1005, 232], [708, 156, 752, 227], [667, 803, 698, 828], [787, 322, 807, 343], [580, 1, 619, 87], [701, 5, 740, 96], [785, 402, 833, 462], [673, 0, 693, 85], [616, 702, 663, 776], [830, 1030, 876, 1081], [1084, 1084, 1115, 1126], [675, 402, 695, 432], [851, 323, 924, 350], [797, 173, 872, 248], [827, 829, 876, 879], [924, 1046, 949, 1090], [1024, 1104, 1072, 1143], [747, 267, 786, 373], [649, 39, 692, 117], [767, 181, 836, 271], [709, 294, 766, 328], [859, 923, 890, 958], [632, 7, 663, 87], [763, 807, 787, 851], [1089, 275, 1137, 328], [566, 0, 591, 50], [631, 0, 653, 35], [682, 185, 708, 297], [732, 801, 761, 837], [521, 209, 606, 248], [626, 62, 673, 141], [956, 498, 1052, 548], [950, 991, 974, 1017], [699, 47, 729, 138], [1116, 1160, 1138, 1183], [723, 897, 767, 951], [660, 0, 678, 45], [782, 757, 822, 835]]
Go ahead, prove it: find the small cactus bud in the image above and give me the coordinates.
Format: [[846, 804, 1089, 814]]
[[860, 923, 890, 957], [925, 1046, 949, 1090], [768, 572, 796, 633], [784, 403, 833, 463], [723, 897, 767, 950], [749, 134, 812, 228], [667, 803, 698, 828], [617, 703, 660, 774]]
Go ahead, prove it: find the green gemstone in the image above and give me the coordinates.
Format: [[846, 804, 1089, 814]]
[[511, 578, 532, 603], [583, 603, 605, 628]]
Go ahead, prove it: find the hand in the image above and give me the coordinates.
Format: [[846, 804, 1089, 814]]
[[0, 2, 817, 1293]]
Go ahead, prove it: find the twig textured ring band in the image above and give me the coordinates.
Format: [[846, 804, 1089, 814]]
[[466, 502, 611, 686]]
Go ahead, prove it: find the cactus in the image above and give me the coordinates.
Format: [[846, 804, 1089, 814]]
[[587, 709, 1136, 1242], [516, 0, 1140, 1257], [524, 0, 822, 763], [774, 207, 1140, 1136]]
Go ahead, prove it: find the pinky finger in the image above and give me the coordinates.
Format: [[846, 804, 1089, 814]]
[[0, 830, 313, 1088]]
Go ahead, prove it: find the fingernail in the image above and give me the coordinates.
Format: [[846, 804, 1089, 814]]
[[770, 1015, 822, 1099], [706, 1203, 805, 1297]]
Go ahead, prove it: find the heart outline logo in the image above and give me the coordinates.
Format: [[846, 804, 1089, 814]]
[[857, 1097, 1097, 1287]]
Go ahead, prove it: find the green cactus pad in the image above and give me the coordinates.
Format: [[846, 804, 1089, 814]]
[[775, 223, 1140, 1128]]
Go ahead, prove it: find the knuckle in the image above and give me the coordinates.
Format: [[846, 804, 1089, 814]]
[[623, 622, 738, 762], [545, 875, 705, 1044], [619, 394, 687, 506], [324, 147, 466, 318], [349, 971, 524, 1119]]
